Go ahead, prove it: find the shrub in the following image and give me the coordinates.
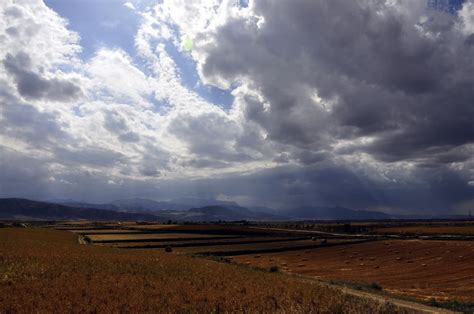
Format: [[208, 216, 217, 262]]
[[269, 266, 279, 273], [370, 282, 382, 290]]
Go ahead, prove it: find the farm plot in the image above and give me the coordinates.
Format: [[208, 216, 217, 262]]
[[375, 225, 474, 235], [113, 236, 306, 249], [128, 224, 179, 230], [87, 233, 241, 243], [174, 239, 361, 255], [232, 240, 474, 302], [69, 229, 142, 234]]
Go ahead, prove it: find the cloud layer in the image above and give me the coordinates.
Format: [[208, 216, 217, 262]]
[[0, 0, 473, 214]]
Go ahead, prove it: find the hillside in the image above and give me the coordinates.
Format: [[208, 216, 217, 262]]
[[6, 198, 398, 222], [0, 198, 161, 221], [52, 199, 289, 221]]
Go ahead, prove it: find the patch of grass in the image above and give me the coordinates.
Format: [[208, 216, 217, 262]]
[[326, 279, 385, 294], [428, 298, 474, 313], [370, 282, 383, 290], [269, 265, 279, 272]]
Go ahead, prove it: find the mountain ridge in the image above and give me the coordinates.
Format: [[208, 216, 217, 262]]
[[0, 198, 162, 221], [2, 197, 448, 222]]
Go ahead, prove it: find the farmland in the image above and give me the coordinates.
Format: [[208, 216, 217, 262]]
[[232, 240, 474, 302], [374, 226, 474, 235], [0, 228, 405, 313], [173, 239, 363, 255], [86, 233, 239, 242], [1, 220, 472, 313]]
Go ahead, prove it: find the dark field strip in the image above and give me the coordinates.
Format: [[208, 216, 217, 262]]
[[126, 226, 293, 237], [119, 237, 308, 249], [79, 231, 148, 235], [196, 239, 373, 256], [54, 227, 119, 231], [90, 235, 243, 244]]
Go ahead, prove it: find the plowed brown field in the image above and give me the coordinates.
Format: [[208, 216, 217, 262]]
[[232, 240, 474, 302], [375, 226, 474, 235]]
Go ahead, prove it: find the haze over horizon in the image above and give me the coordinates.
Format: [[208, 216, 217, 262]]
[[1, 0, 473, 215]]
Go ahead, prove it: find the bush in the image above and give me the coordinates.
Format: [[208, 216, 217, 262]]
[[370, 282, 382, 290], [269, 266, 279, 273]]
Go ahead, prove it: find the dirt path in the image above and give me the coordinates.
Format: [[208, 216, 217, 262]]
[[249, 226, 383, 239], [250, 226, 474, 241], [335, 285, 455, 313]]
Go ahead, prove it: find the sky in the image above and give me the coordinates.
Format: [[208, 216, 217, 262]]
[[0, 0, 473, 215]]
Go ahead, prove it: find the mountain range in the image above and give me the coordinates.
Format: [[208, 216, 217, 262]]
[[57, 198, 394, 221], [1, 197, 463, 222], [0, 198, 161, 221]]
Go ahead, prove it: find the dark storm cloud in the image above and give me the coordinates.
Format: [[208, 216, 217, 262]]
[[199, 0, 474, 165], [466, 33, 474, 45], [167, 111, 256, 163], [187, 0, 474, 213], [120, 161, 470, 214], [3, 52, 82, 102], [193, 0, 473, 181]]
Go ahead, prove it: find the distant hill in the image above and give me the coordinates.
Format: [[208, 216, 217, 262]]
[[0, 198, 162, 221], [110, 198, 189, 212], [18, 197, 396, 222], [165, 205, 286, 222], [0, 198, 285, 222], [52, 201, 120, 211], [56, 198, 241, 214], [280, 206, 392, 220]]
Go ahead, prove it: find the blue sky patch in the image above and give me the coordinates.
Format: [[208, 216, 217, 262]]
[[45, 0, 234, 110], [45, 0, 140, 60]]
